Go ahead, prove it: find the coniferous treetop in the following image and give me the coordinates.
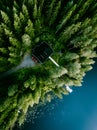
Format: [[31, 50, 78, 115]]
[[0, 0, 97, 129]]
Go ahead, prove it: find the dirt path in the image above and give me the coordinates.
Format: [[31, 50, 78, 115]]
[[0, 54, 36, 79]]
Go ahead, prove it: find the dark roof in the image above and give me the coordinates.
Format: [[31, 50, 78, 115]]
[[32, 42, 53, 63]]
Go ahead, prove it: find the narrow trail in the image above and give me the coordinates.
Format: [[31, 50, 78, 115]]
[[0, 54, 36, 79]]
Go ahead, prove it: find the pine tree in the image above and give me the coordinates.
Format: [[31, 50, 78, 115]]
[[0, 0, 97, 129]]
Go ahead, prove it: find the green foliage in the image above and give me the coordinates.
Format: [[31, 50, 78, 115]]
[[51, 66, 68, 78], [56, 4, 77, 33], [0, 0, 97, 129], [8, 85, 18, 97]]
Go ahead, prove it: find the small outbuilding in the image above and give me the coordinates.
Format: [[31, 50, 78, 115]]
[[32, 42, 53, 63]]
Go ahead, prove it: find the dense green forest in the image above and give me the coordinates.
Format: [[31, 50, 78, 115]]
[[0, 0, 97, 129]]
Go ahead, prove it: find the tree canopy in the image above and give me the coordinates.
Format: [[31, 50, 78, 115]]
[[0, 0, 97, 129]]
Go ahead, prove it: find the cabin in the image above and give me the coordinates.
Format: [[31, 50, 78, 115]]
[[32, 42, 53, 63]]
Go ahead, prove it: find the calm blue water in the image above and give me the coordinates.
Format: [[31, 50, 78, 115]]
[[15, 58, 97, 130]]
